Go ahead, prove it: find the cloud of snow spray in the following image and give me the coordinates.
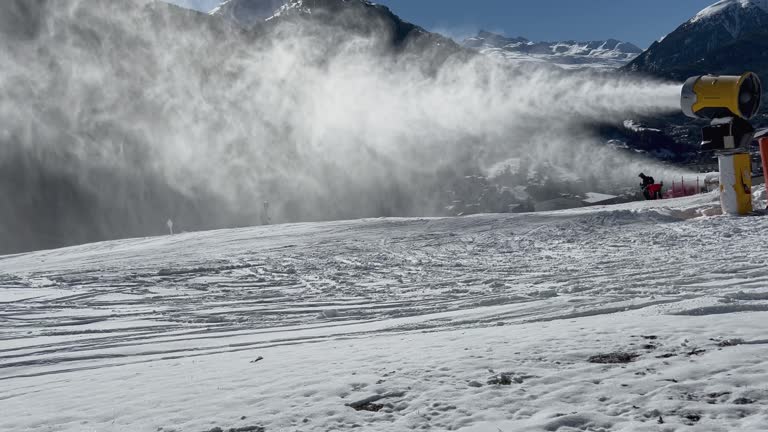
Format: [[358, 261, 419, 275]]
[[0, 0, 690, 248]]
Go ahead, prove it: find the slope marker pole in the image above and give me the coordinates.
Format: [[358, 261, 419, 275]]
[[760, 138, 768, 209]]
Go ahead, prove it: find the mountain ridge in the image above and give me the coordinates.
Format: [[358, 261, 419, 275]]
[[210, 0, 285, 26], [625, 0, 768, 81], [462, 30, 642, 70]]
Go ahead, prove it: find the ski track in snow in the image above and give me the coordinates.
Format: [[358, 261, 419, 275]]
[[2, 192, 768, 431]]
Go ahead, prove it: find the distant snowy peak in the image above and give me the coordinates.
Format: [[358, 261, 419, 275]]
[[462, 30, 642, 70], [210, 0, 454, 53], [267, 0, 396, 21], [464, 31, 642, 56], [463, 30, 530, 49], [211, 0, 384, 26], [692, 0, 768, 22], [687, 0, 768, 39], [210, 0, 287, 26]]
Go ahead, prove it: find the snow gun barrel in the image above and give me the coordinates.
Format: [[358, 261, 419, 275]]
[[681, 72, 762, 120]]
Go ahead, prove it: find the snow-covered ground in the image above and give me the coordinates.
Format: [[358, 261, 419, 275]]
[[3, 191, 768, 431]]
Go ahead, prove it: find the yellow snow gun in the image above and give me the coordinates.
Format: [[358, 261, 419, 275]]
[[681, 72, 762, 151]]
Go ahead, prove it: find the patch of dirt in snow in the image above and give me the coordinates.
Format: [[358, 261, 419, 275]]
[[203, 427, 265, 432], [588, 352, 640, 364]]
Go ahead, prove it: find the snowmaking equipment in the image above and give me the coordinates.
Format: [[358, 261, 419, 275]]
[[681, 72, 763, 215]]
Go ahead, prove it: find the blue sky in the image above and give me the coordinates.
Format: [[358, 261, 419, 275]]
[[167, 0, 717, 48]]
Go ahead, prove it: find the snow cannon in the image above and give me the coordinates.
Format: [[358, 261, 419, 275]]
[[681, 73, 762, 216], [681, 72, 762, 120], [680, 73, 762, 152]]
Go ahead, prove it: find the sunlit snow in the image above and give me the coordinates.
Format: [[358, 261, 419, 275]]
[[3, 191, 768, 431]]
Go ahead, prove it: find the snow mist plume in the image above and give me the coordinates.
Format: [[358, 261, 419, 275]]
[[0, 0, 686, 251]]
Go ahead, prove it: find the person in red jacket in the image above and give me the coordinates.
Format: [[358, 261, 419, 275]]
[[639, 173, 662, 200]]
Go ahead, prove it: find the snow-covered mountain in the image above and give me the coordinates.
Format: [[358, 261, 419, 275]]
[[692, 0, 768, 23], [462, 30, 642, 70], [211, 0, 460, 54], [210, 0, 286, 26], [211, 0, 416, 29], [625, 0, 768, 80]]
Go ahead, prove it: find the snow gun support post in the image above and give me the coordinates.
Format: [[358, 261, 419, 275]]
[[681, 72, 763, 215]]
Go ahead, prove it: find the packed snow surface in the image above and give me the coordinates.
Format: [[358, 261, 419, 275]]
[[3, 192, 768, 431]]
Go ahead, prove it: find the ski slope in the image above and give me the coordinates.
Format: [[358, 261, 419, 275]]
[[2, 191, 768, 431]]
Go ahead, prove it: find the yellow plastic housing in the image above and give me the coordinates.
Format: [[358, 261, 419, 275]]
[[718, 153, 752, 215], [681, 72, 762, 120]]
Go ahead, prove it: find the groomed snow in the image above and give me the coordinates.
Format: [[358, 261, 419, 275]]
[[2, 191, 768, 431]]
